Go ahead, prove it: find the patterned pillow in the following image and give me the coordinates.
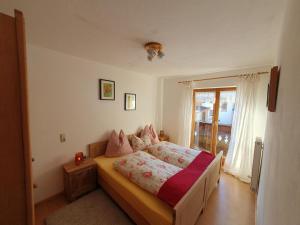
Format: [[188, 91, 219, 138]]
[[131, 134, 152, 151]]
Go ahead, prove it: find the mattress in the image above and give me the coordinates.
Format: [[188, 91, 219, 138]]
[[94, 155, 173, 225]]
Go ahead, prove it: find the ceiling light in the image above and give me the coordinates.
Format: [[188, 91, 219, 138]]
[[144, 42, 164, 61]]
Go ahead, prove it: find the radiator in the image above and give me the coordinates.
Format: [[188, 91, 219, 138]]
[[250, 137, 264, 192]]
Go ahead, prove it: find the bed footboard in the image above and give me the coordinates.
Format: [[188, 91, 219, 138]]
[[174, 151, 223, 225], [205, 152, 223, 207]]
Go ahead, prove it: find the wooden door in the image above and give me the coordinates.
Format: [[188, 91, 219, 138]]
[[0, 10, 34, 225], [191, 88, 236, 156]]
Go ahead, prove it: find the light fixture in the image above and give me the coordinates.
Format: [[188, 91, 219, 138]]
[[144, 42, 164, 61]]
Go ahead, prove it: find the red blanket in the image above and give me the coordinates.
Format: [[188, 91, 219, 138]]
[[157, 151, 215, 207]]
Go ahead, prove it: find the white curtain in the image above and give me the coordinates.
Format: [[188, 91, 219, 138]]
[[224, 75, 259, 183], [177, 83, 193, 147]]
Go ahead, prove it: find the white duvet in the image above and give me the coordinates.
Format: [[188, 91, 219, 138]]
[[114, 151, 181, 195], [144, 141, 201, 168]]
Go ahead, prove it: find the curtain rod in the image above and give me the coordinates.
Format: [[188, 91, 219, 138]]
[[177, 71, 269, 84]]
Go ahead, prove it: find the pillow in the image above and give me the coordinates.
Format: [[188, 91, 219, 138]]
[[142, 124, 160, 144], [131, 134, 152, 151], [149, 124, 160, 144], [105, 130, 133, 157], [141, 125, 151, 137]]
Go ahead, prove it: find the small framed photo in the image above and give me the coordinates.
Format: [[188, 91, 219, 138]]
[[99, 79, 115, 100], [124, 93, 136, 111]]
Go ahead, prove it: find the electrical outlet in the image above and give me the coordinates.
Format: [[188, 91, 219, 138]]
[[60, 134, 66, 143]]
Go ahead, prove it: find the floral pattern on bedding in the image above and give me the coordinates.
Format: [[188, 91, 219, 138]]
[[144, 141, 201, 168], [114, 151, 181, 195], [130, 134, 152, 152]]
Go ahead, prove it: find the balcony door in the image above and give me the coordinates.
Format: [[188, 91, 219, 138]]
[[191, 88, 236, 156]]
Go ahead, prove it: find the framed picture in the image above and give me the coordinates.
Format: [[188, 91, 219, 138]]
[[124, 93, 136, 111], [99, 79, 115, 100], [267, 66, 280, 112]]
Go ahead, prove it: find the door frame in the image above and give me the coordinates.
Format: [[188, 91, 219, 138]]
[[190, 87, 236, 155], [16, 10, 35, 225]]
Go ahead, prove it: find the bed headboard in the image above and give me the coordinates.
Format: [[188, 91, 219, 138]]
[[88, 140, 108, 158]]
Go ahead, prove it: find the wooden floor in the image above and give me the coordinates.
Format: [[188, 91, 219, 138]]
[[35, 173, 256, 225], [196, 173, 256, 225]]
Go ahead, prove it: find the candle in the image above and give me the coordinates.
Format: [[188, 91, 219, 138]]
[[75, 152, 84, 165]]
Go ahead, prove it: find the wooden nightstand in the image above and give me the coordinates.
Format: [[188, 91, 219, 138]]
[[63, 159, 97, 202]]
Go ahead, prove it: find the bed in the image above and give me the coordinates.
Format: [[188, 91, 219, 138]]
[[89, 140, 222, 225]]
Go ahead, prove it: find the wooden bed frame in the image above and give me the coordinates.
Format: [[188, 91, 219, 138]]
[[89, 140, 222, 225]]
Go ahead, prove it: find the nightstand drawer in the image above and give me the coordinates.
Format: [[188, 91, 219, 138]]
[[64, 161, 97, 202]]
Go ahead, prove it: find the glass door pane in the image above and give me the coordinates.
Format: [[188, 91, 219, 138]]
[[216, 90, 236, 156], [192, 91, 216, 152]]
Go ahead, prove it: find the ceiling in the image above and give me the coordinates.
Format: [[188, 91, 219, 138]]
[[1, 0, 286, 77]]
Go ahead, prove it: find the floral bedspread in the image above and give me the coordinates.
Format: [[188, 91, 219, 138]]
[[114, 151, 181, 195], [144, 141, 201, 168]]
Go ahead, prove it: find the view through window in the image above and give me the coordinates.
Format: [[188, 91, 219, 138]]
[[191, 88, 236, 156]]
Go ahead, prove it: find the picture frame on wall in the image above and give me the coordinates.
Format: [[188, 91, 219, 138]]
[[267, 66, 280, 112], [124, 93, 136, 111], [99, 79, 115, 100]]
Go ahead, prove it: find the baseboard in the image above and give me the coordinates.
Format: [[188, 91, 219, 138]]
[[35, 191, 65, 206]]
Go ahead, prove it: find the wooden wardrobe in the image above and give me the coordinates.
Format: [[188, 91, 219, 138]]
[[0, 10, 34, 225]]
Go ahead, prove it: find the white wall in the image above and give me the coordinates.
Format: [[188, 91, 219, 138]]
[[162, 67, 270, 144], [257, 0, 300, 224], [27, 45, 158, 203]]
